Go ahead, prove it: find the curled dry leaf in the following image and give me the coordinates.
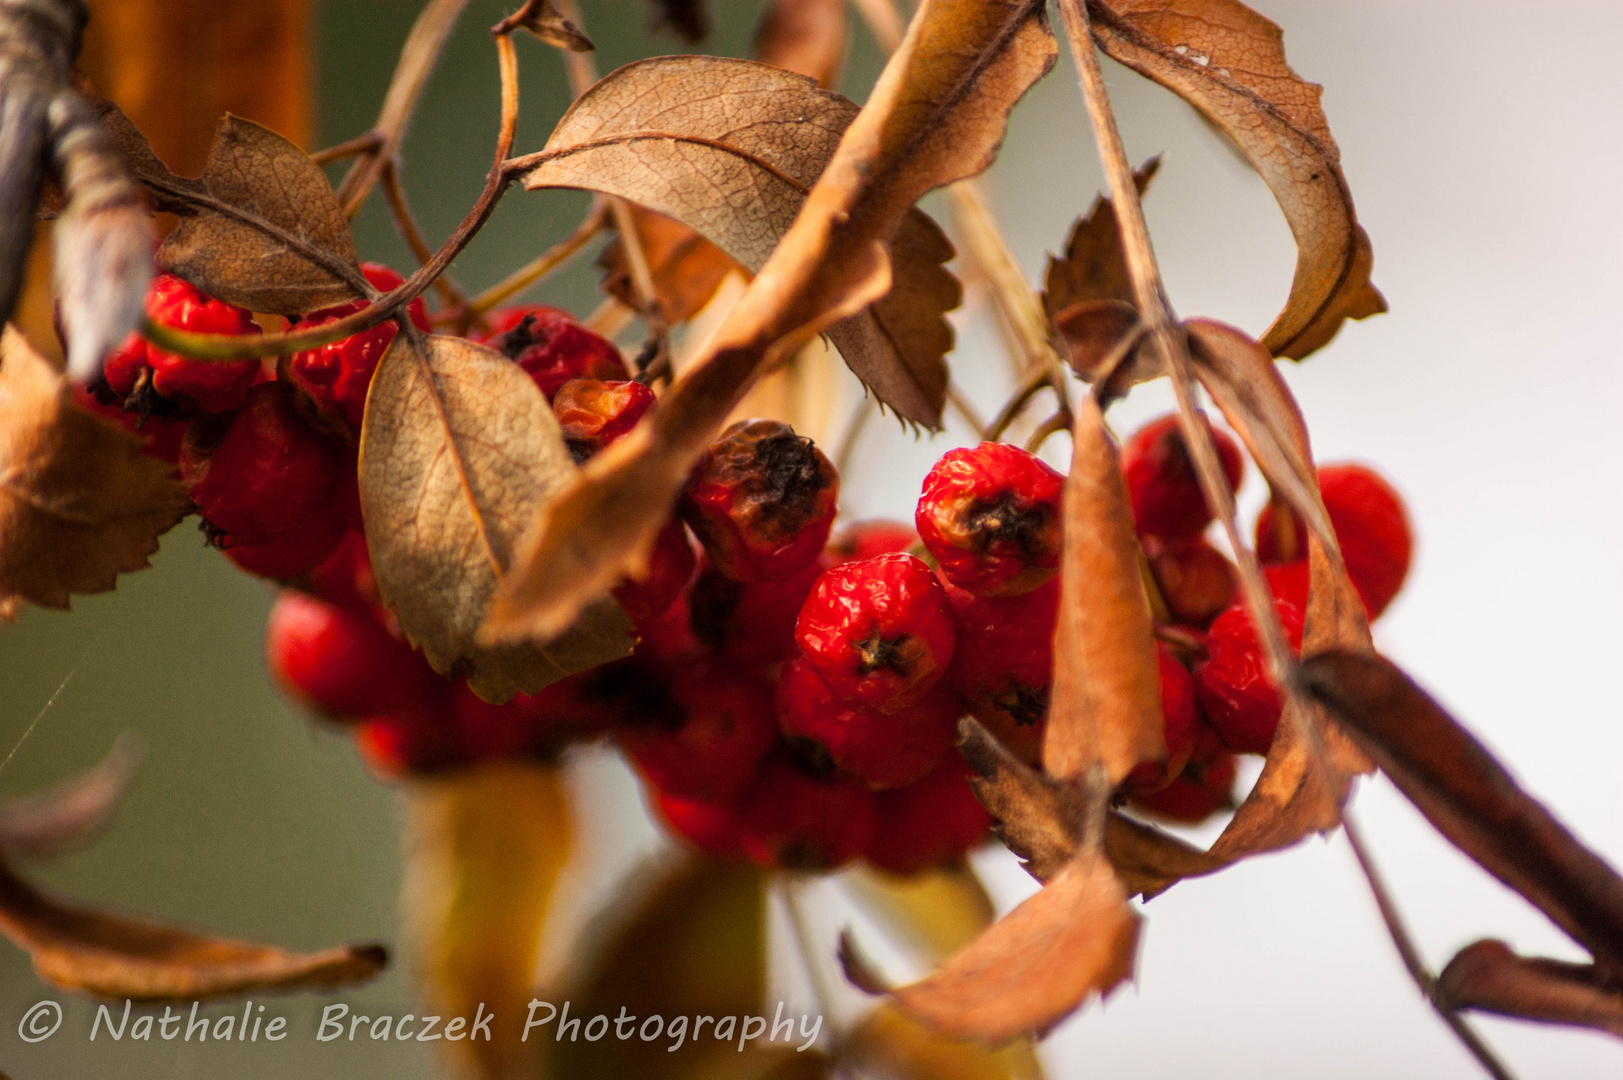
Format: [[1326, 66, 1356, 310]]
[[0, 327, 189, 619], [359, 332, 633, 702], [1045, 392, 1164, 785], [961, 717, 1083, 882], [1087, 0, 1385, 358], [1437, 939, 1623, 1040], [0, 733, 141, 858], [155, 114, 365, 315], [1301, 650, 1623, 977], [493, 0, 595, 52], [489, 0, 1056, 646], [755, 0, 848, 89], [523, 55, 958, 427]]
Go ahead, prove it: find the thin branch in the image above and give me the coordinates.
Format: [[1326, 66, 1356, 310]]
[[380, 158, 466, 309], [986, 364, 1054, 442], [1024, 411, 1071, 453], [309, 131, 384, 166], [1344, 814, 1518, 1080], [834, 396, 877, 478], [441, 201, 609, 332], [946, 381, 989, 439]]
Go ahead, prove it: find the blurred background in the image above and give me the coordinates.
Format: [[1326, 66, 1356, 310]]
[[1, 0, 1621, 1075]]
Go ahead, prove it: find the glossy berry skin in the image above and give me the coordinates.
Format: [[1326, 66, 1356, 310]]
[[71, 379, 189, 464], [282, 264, 431, 437], [1255, 464, 1412, 618], [612, 519, 695, 627], [795, 553, 956, 714], [103, 274, 260, 415], [942, 575, 1058, 764], [1128, 727, 1236, 824], [181, 382, 343, 549], [916, 442, 1063, 596], [553, 378, 654, 461], [653, 791, 746, 859], [681, 419, 839, 583], [687, 553, 827, 666], [1263, 559, 1310, 612], [828, 519, 918, 564], [776, 655, 958, 790], [738, 755, 879, 871], [1124, 645, 1202, 794], [1121, 412, 1244, 540], [616, 661, 777, 802], [1193, 596, 1305, 755], [266, 591, 439, 719], [1143, 535, 1237, 629], [866, 756, 992, 875], [476, 304, 628, 401]]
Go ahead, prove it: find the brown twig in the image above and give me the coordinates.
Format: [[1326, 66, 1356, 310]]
[[986, 364, 1055, 442], [380, 158, 467, 309], [447, 201, 609, 330], [1024, 411, 1071, 453], [1344, 814, 1518, 1080], [309, 131, 385, 166], [946, 382, 989, 440]]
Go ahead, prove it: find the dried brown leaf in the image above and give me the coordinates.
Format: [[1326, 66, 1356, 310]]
[[961, 718, 1082, 881], [1051, 298, 1137, 382], [1088, 0, 1385, 358], [496, 0, 595, 51], [89, 100, 207, 213], [1302, 651, 1623, 976], [157, 114, 363, 315], [359, 332, 633, 702], [489, 0, 1054, 644], [1045, 393, 1164, 784], [0, 860, 385, 1000], [598, 206, 745, 327], [756, 0, 848, 89], [1437, 939, 1623, 1040], [0, 327, 188, 618], [0, 734, 141, 858]]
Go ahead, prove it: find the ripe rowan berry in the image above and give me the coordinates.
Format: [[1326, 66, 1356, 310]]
[[653, 791, 746, 859], [1124, 644, 1202, 794], [941, 574, 1058, 764], [1263, 559, 1309, 612], [1143, 535, 1237, 628], [776, 655, 958, 790], [475, 304, 628, 401], [353, 703, 464, 779], [266, 590, 440, 719], [282, 264, 432, 437], [71, 379, 189, 464], [827, 519, 918, 564], [687, 553, 827, 666], [611, 519, 696, 627], [552, 378, 654, 461], [616, 660, 776, 802], [916, 442, 1063, 596], [680, 419, 838, 583], [302, 528, 384, 615], [102, 273, 260, 416], [795, 553, 956, 714], [865, 756, 992, 875], [227, 505, 348, 581], [738, 755, 879, 871], [1255, 463, 1412, 617], [1121, 412, 1244, 539], [451, 665, 626, 761], [1193, 595, 1305, 755], [1128, 727, 1237, 824]]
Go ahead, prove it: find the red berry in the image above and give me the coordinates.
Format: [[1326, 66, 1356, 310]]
[[282, 264, 431, 437], [795, 553, 956, 714], [266, 591, 439, 719], [1193, 596, 1305, 755], [302, 528, 384, 615], [1128, 727, 1236, 824], [616, 661, 776, 802], [1255, 463, 1412, 617], [653, 791, 746, 859], [866, 756, 992, 875], [738, 755, 878, 871], [451, 666, 624, 761], [181, 382, 344, 549], [686, 553, 827, 666], [942, 574, 1058, 764], [475, 304, 628, 401], [226, 504, 347, 580], [1124, 644, 1202, 794], [633, 593, 704, 674], [70, 379, 189, 464], [1143, 535, 1237, 629], [1121, 412, 1244, 540], [353, 704, 464, 779], [827, 519, 918, 564], [612, 519, 696, 627], [916, 442, 1063, 596], [553, 378, 654, 461], [680, 419, 839, 583], [776, 655, 958, 790], [103, 274, 261, 416], [1263, 559, 1310, 611]]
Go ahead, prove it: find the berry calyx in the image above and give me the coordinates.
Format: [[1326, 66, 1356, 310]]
[[1193, 595, 1305, 755], [795, 553, 956, 714], [680, 419, 838, 583], [916, 442, 1063, 596], [738, 755, 878, 871], [103, 273, 261, 416], [553, 378, 655, 461], [1121, 412, 1244, 540], [866, 756, 992, 875], [475, 304, 628, 401], [616, 661, 776, 802], [71, 379, 189, 464], [266, 591, 439, 719]]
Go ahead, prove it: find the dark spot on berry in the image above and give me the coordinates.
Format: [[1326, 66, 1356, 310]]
[[853, 628, 922, 677], [786, 735, 838, 778], [703, 421, 835, 540], [492, 313, 553, 361], [995, 682, 1049, 727], [123, 367, 185, 424], [964, 490, 1055, 558]]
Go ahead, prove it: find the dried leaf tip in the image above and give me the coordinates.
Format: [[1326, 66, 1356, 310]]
[[493, 0, 595, 51]]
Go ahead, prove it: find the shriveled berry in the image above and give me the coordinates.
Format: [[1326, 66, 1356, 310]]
[[553, 378, 654, 461], [612, 519, 695, 626], [942, 575, 1058, 764], [282, 264, 431, 437], [687, 553, 827, 666], [1255, 464, 1412, 617], [1144, 535, 1237, 628], [71, 378, 189, 464], [795, 553, 956, 714], [227, 505, 347, 580], [102, 274, 261, 416], [917, 442, 1063, 596], [866, 756, 992, 875], [1128, 727, 1236, 824], [827, 519, 918, 564], [616, 660, 776, 802], [653, 791, 746, 859], [1124, 644, 1202, 794], [681, 419, 838, 583], [777, 655, 958, 790], [1121, 412, 1244, 540], [475, 304, 627, 400], [181, 382, 343, 549], [266, 591, 439, 719], [738, 755, 878, 871], [1193, 596, 1305, 755]]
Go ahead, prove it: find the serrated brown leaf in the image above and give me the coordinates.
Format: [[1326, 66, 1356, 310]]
[[756, 0, 848, 89], [961, 718, 1083, 881], [598, 206, 745, 327], [88, 100, 207, 214], [0, 734, 140, 858], [1044, 393, 1164, 785], [1088, 0, 1385, 358], [1437, 940, 1623, 1040], [524, 55, 958, 426], [0, 327, 188, 618], [157, 114, 363, 315], [359, 332, 633, 702], [1302, 651, 1623, 977], [490, 0, 1055, 645]]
